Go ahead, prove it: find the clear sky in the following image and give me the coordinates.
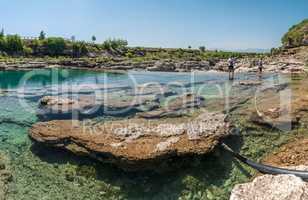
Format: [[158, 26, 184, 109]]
[[0, 0, 307, 50]]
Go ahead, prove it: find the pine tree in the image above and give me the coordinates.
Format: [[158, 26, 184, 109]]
[[39, 31, 46, 40]]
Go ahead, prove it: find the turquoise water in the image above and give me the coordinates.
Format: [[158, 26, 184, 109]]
[[0, 69, 278, 199]]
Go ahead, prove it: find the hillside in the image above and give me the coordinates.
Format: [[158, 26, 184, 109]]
[[282, 19, 308, 48]]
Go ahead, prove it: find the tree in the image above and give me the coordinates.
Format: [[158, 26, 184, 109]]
[[29, 39, 41, 55], [188, 46, 192, 49], [5, 34, 24, 55], [71, 35, 76, 42], [72, 42, 88, 57], [44, 37, 66, 56], [0, 37, 5, 52], [199, 46, 206, 52], [39, 31, 46, 40], [0, 28, 4, 38], [92, 35, 96, 43], [0, 29, 5, 51], [102, 38, 128, 51]]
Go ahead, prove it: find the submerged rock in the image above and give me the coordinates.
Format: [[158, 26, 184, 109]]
[[29, 110, 230, 171], [0, 154, 12, 200], [37, 94, 160, 120], [230, 166, 308, 200], [137, 93, 205, 119]]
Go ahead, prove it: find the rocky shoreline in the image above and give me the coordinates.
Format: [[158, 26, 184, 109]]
[[0, 47, 307, 73]]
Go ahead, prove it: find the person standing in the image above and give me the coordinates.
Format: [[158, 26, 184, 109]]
[[228, 57, 235, 80], [258, 58, 264, 74]]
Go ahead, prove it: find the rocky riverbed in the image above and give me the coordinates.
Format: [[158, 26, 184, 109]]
[[0, 154, 12, 200], [2, 67, 308, 199]]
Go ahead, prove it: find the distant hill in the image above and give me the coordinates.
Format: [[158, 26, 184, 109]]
[[282, 19, 308, 48]]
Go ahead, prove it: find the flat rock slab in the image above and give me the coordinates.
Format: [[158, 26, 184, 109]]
[[30, 111, 230, 171]]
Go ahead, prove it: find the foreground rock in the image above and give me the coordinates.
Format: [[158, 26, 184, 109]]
[[230, 165, 308, 200], [0, 154, 12, 200], [232, 137, 308, 200], [230, 173, 308, 200], [30, 110, 230, 171]]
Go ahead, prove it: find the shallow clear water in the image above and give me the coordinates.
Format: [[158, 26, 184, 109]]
[[0, 69, 283, 199]]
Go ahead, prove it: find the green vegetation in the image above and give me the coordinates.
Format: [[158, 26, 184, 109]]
[[0, 30, 264, 61], [44, 37, 66, 56], [199, 46, 206, 52], [102, 38, 128, 51], [72, 42, 88, 57], [39, 30, 46, 40], [91, 35, 96, 43], [282, 19, 308, 47], [0, 34, 25, 56]]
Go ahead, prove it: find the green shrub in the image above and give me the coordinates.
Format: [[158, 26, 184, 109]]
[[102, 38, 128, 51], [44, 37, 66, 56], [5, 34, 24, 55], [72, 42, 88, 57], [199, 46, 206, 52], [23, 47, 33, 56]]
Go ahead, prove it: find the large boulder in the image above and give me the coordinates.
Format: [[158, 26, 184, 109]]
[[29, 110, 230, 171], [230, 166, 308, 200]]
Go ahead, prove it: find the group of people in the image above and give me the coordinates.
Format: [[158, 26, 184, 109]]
[[227, 57, 264, 80]]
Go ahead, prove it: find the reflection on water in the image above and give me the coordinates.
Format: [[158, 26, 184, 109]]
[[0, 69, 283, 199]]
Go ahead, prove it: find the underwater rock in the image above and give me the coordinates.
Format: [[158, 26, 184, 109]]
[[37, 93, 162, 120], [137, 93, 205, 119], [230, 167, 308, 200], [249, 110, 300, 130], [37, 95, 101, 120], [247, 82, 308, 130], [40, 96, 75, 106], [0, 154, 12, 200], [29, 110, 230, 171]]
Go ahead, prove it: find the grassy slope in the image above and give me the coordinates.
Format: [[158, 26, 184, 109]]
[[282, 19, 308, 47]]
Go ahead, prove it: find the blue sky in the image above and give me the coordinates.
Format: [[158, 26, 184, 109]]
[[0, 0, 307, 50]]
